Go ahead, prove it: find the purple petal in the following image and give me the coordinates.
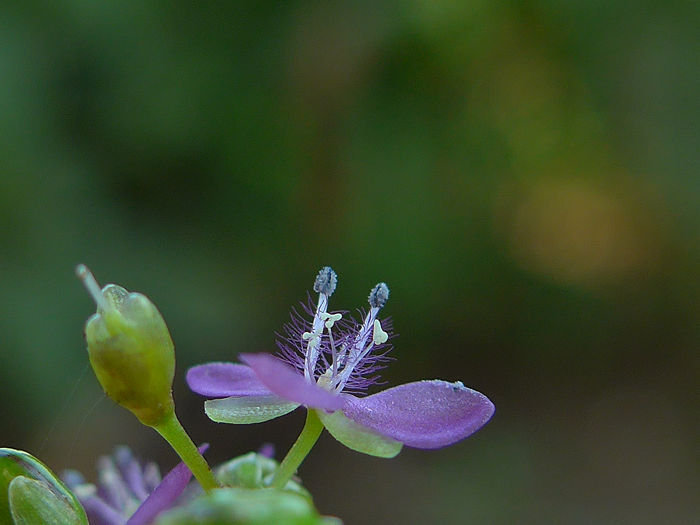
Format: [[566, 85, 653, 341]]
[[186, 362, 272, 398], [125, 445, 209, 525], [343, 380, 495, 449], [239, 353, 345, 411]]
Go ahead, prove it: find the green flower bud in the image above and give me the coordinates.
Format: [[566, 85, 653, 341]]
[[0, 448, 88, 525], [77, 265, 175, 426]]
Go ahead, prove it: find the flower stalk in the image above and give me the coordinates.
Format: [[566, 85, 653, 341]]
[[153, 412, 219, 491], [269, 410, 324, 489]]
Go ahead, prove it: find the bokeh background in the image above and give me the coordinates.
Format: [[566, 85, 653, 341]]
[[1, 1, 697, 523]]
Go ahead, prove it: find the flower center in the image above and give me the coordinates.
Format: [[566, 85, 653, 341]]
[[316, 369, 334, 390], [298, 270, 391, 393]]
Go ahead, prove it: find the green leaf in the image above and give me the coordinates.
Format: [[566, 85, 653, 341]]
[[205, 396, 299, 424], [0, 448, 88, 525], [155, 487, 335, 525], [316, 410, 403, 458]]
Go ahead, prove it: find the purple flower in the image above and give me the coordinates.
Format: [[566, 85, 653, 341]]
[[63, 445, 207, 525], [188, 267, 494, 456]]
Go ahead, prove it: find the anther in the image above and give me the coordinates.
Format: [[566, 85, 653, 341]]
[[302, 332, 317, 342], [372, 319, 388, 345], [368, 282, 389, 309], [321, 312, 342, 329], [313, 266, 338, 296]]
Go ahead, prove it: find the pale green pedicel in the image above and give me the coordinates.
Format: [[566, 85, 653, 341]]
[[152, 412, 219, 492], [268, 405, 402, 490], [269, 411, 325, 489]]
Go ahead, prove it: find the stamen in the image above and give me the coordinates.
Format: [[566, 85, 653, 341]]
[[326, 325, 339, 378], [331, 282, 391, 390], [304, 268, 337, 380], [313, 266, 338, 296], [304, 296, 326, 378], [321, 312, 342, 329], [334, 342, 348, 380], [372, 319, 388, 345], [76, 264, 110, 312], [331, 310, 377, 388]]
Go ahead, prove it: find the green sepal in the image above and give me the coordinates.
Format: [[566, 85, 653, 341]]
[[154, 487, 339, 525], [315, 410, 403, 458], [205, 396, 299, 424], [0, 448, 88, 525]]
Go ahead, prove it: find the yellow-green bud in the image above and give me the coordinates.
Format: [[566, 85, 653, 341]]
[[77, 265, 175, 426]]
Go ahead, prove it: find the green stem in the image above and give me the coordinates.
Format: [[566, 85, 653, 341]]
[[152, 411, 219, 492], [270, 409, 323, 489]]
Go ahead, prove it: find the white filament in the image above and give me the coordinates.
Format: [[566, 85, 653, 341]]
[[304, 292, 328, 380]]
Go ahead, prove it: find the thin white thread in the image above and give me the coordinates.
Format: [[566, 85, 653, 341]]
[[37, 362, 90, 455]]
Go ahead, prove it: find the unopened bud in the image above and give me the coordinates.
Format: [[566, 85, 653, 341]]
[[77, 265, 175, 426]]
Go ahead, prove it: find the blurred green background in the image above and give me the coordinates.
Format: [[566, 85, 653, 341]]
[[1, 1, 697, 523]]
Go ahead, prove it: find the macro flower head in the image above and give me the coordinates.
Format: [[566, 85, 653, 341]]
[[277, 267, 394, 396], [188, 267, 495, 458]]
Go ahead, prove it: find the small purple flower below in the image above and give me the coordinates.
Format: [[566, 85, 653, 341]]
[[63, 445, 207, 525], [188, 267, 494, 454]]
